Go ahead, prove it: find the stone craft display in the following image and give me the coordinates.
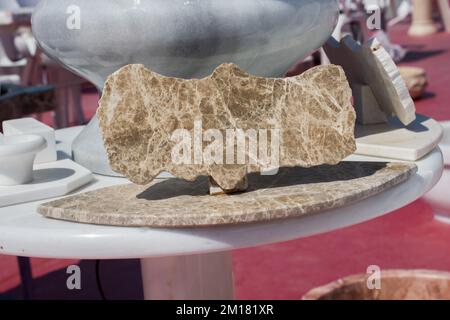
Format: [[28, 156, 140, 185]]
[[324, 36, 416, 126], [33, 1, 421, 229], [39, 63, 419, 227], [3, 117, 57, 164], [98, 63, 356, 191], [323, 36, 440, 162], [38, 162, 417, 227], [32, 0, 340, 177], [0, 159, 94, 207], [356, 115, 443, 161], [0, 134, 46, 186]]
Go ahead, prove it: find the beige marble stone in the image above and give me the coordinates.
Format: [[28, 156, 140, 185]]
[[38, 161, 416, 228], [97, 63, 356, 191]]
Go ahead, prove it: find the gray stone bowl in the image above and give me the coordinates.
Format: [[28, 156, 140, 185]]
[[32, 0, 339, 176]]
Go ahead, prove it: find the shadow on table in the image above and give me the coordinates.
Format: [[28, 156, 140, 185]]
[[356, 114, 432, 140], [29, 168, 76, 185], [416, 92, 436, 101], [0, 260, 143, 300], [402, 49, 445, 63], [138, 162, 388, 200]]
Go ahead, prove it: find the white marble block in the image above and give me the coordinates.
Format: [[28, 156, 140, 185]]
[[0, 159, 94, 207], [2, 118, 57, 163], [353, 84, 387, 125]]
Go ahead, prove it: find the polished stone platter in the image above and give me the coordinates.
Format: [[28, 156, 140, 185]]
[[355, 115, 443, 161], [38, 162, 416, 228]]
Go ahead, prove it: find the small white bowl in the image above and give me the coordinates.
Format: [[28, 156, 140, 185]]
[[0, 134, 47, 186], [422, 121, 450, 223]]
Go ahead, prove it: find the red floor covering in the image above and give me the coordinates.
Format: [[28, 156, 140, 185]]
[[1, 21, 450, 299]]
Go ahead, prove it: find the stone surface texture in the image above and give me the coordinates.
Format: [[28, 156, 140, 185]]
[[98, 63, 356, 190], [38, 161, 417, 228], [324, 36, 416, 126], [303, 270, 450, 300]]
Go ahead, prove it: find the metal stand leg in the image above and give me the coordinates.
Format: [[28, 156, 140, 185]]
[[17, 257, 33, 300]]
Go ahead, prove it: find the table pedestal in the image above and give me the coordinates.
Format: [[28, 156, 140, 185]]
[[140, 252, 234, 300]]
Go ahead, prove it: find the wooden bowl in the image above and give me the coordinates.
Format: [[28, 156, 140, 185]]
[[399, 66, 428, 100], [303, 270, 450, 300]]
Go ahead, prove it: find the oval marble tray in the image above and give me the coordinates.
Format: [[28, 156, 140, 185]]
[[38, 162, 416, 228]]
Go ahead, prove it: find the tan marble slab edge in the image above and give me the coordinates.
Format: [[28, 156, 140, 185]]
[[39, 162, 417, 228]]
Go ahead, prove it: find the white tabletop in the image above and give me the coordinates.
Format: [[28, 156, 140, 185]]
[[0, 126, 444, 260]]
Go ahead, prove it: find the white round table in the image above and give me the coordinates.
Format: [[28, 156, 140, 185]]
[[0, 126, 444, 299]]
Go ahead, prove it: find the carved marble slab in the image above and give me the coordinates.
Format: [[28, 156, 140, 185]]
[[38, 162, 416, 228], [97, 63, 356, 191], [324, 36, 416, 126]]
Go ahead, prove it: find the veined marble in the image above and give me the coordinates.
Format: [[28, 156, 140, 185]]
[[98, 63, 356, 190], [32, 0, 340, 176], [38, 162, 417, 228]]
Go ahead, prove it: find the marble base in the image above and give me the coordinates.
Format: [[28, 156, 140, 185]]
[[39, 161, 416, 228], [422, 121, 450, 223], [0, 159, 93, 207], [355, 115, 443, 161]]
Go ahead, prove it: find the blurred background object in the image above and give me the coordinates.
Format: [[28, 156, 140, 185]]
[[409, 0, 450, 36], [303, 270, 450, 300], [0, 0, 88, 129], [398, 66, 428, 99]]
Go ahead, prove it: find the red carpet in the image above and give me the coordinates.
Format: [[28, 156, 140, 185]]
[[392, 23, 450, 122], [1, 21, 450, 299]]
